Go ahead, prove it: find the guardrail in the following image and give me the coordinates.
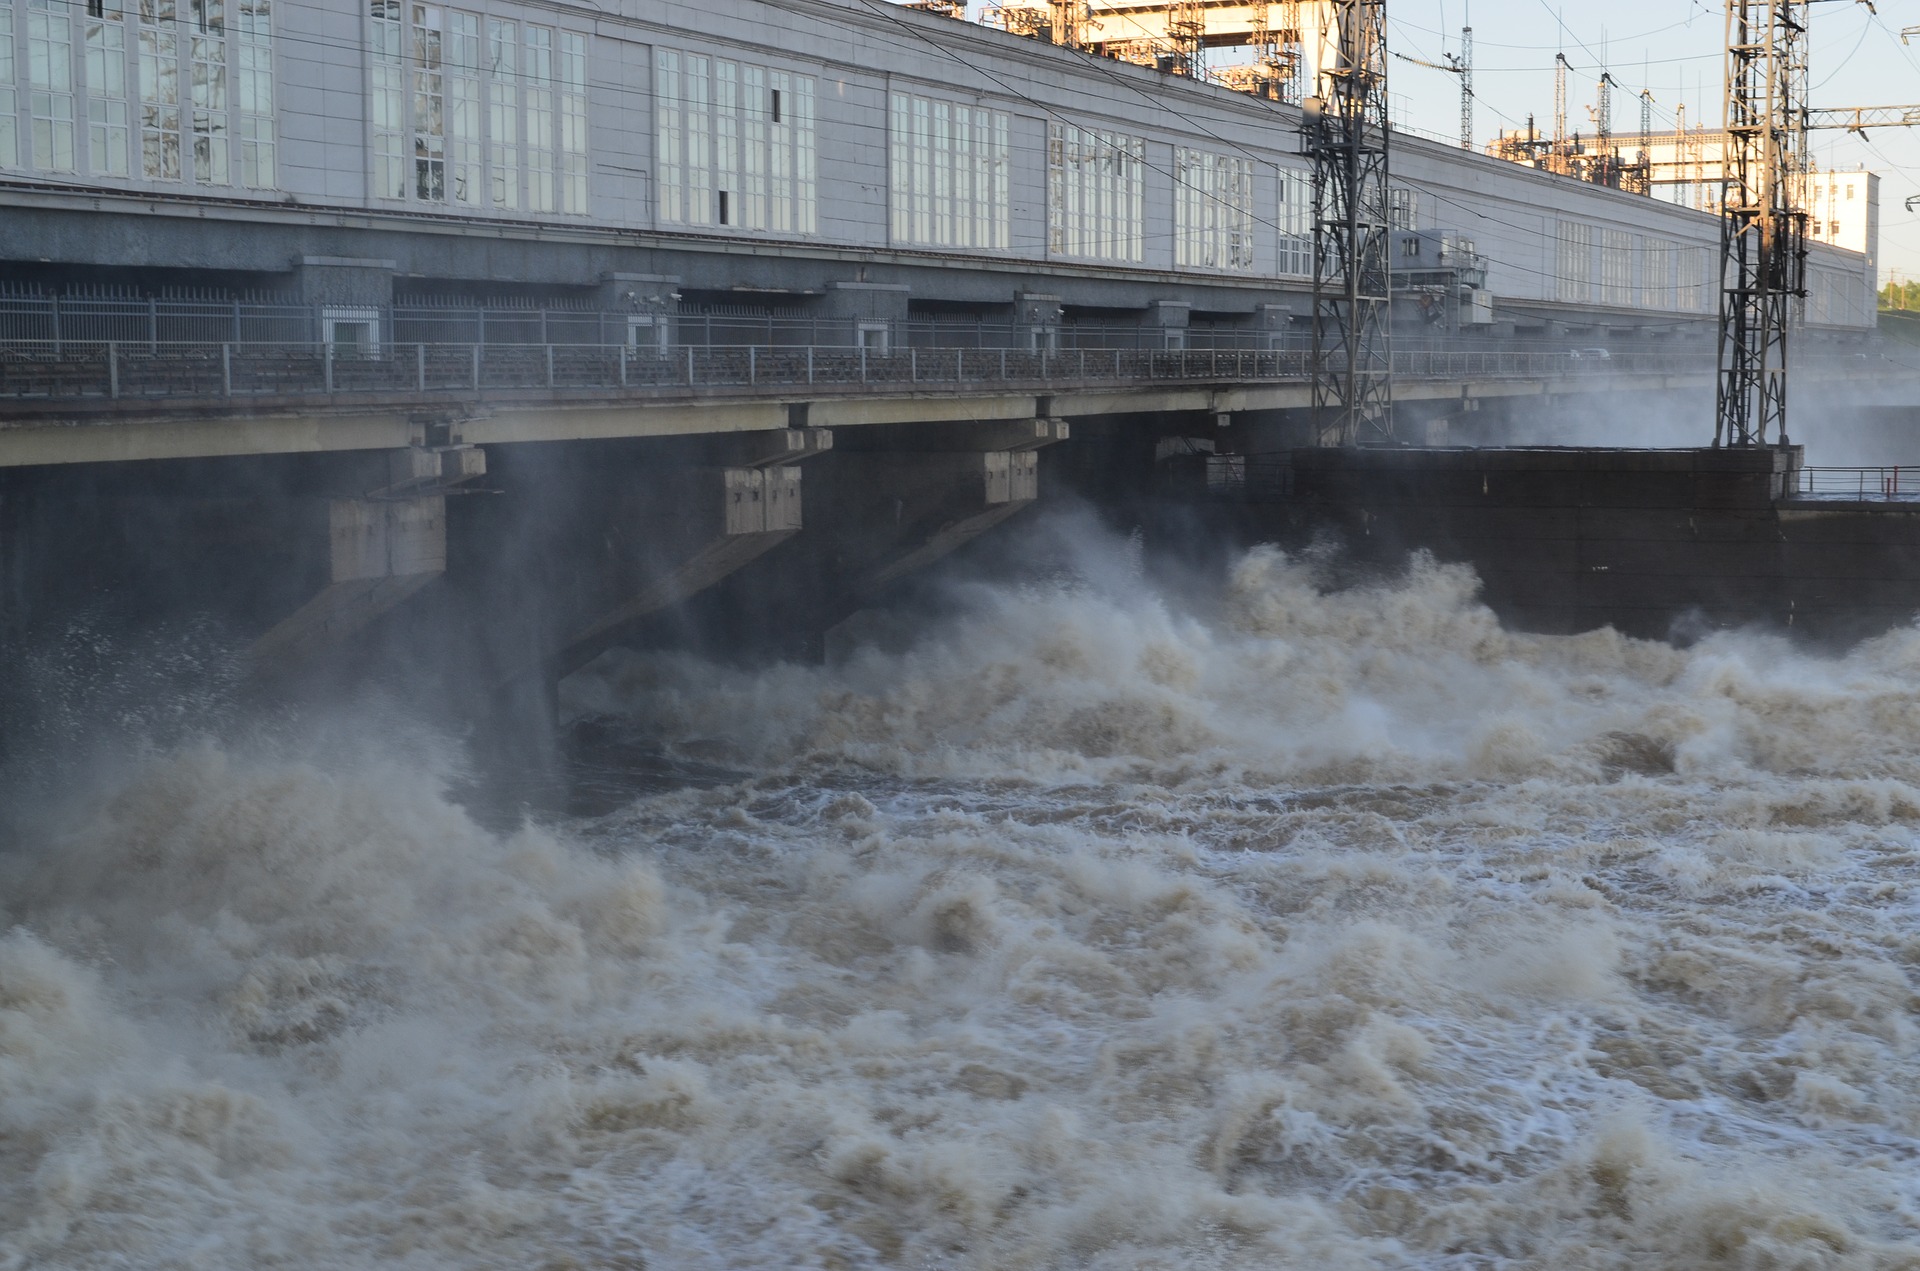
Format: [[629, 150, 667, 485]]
[[0, 340, 1735, 405], [1795, 466, 1920, 499]]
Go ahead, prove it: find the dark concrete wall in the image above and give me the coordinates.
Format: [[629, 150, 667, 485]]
[[1251, 445, 1920, 644]]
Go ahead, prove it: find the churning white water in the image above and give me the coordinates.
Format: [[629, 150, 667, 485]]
[[6, 539, 1920, 1269]]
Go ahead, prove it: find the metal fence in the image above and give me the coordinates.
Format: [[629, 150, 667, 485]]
[[1796, 467, 1920, 499], [0, 292, 1744, 358], [0, 339, 1747, 404]]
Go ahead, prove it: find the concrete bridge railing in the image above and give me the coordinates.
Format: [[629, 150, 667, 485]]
[[0, 340, 1736, 407]]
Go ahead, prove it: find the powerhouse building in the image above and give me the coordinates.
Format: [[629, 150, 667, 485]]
[[0, 0, 1878, 345]]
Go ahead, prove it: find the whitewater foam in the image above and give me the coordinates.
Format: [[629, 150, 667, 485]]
[[5, 542, 1920, 1267]]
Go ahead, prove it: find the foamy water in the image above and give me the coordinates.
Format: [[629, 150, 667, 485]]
[[6, 543, 1920, 1269]]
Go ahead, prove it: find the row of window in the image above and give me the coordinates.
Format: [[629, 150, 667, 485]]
[[0, 0, 273, 186], [370, 1, 583, 213], [656, 48, 815, 234], [889, 89, 1010, 252], [1047, 123, 1143, 263], [0, 10, 1761, 305], [1558, 220, 1714, 312]]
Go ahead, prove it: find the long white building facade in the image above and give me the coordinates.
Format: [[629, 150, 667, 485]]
[[0, 0, 1877, 338]]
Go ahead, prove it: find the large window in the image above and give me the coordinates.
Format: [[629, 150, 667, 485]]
[[1388, 186, 1417, 230], [1639, 238, 1673, 310], [523, 22, 551, 211], [138, 0, 179, 179], [86, 0, 129, 177], [0, 2, 15, 168], [657, 48, 814, 233], [1174, 148, 1253, 272], [485, 16, 514, 207], [371, 4, 585, 213], [1555, 220, 1592, 303], [889, 89, 1006, 249], [0, 0, 266, 185], [1678, 245, 1709, 313], [370, 0, 401, 195], [234, 0, 269, 186], [559, 30, 584, 213], [1599, 227, 1631, 306], [28, 0, 73, 172], [1047, 122, 1143, 263], [409, 2, 443, 199], [187, 0, 225, 184], [1277, 165, 1310, 277]]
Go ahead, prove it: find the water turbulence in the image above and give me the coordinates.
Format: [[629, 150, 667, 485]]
[[6, 542, 1920, 1268]]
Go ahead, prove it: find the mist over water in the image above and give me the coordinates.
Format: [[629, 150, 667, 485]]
[[7, 522, 1920, 1269]]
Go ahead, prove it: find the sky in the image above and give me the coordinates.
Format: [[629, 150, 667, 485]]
[[1352, 0, 1920, 282], [946, 0, 1920, 284]]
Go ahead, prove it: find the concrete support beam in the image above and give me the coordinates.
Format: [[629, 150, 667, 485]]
[[539, 461, 809, 678], [866, 501, 1031, 590], [708, 427, 833, 468], [0, 412, 424, 467], [250, 494, 446, 674], [562, 529, 794, 665], [837, 418, 1069, 453]]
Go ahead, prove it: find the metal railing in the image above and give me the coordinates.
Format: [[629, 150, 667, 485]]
[[0, 339, 1736, 405], [1795, 466, 1920, 499]]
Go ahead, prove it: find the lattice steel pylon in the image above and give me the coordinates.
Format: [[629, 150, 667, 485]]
[[1552, 52, 1569, 174], [1168, 0, 1206, 77], [1716, 0, 1809, 447], [1458, 26, 1473, 150], [1303, 0, 1392, 447]]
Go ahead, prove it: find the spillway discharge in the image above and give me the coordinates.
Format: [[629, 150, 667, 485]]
[[6, 543, 1920, 1268]]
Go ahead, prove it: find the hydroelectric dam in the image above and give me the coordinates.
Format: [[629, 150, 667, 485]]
[[14, 2, 1920, 1267], [0, 0, 1911, 736]]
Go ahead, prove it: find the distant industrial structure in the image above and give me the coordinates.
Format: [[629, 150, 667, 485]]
[[946, 0, 1883, 314]]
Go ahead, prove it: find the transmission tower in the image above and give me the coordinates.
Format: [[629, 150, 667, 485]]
[[1304, 0, 1392, 446], [1281, 0, 1305, 101], [1596, 71, 1614, 154], [1550, 52, 1571, 174], [1168, 0, 1205, 77], [1458, 26, 1473, 150], [1048, 0, 1086, 47], [1715, 0, 1809, 447], [1636, 89, 1653, 194]]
